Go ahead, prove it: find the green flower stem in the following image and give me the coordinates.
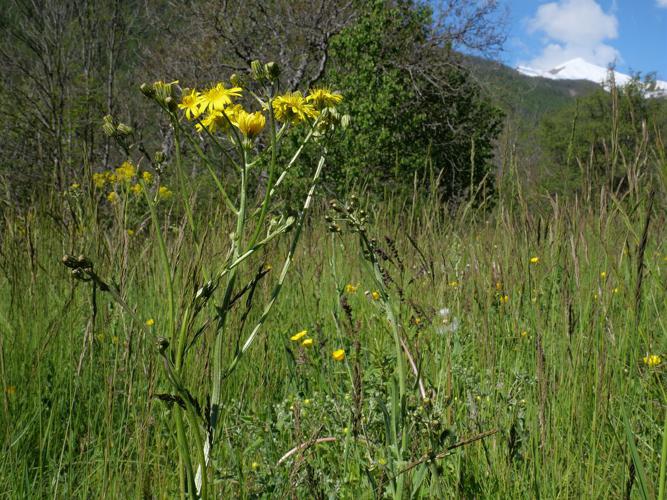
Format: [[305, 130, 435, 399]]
[[171, 119, 199, 247]]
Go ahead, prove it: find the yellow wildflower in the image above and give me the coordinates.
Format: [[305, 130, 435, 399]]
[[130, 183, 143, 195], [200, 83, 242, 111], [70, 183, 80, 190], [600, 271, 607, 279], [272, 91, 318, 124], [234, 110, 266, 138], [145, 318, 155, 327], [301, 338, 314, 347], [107, 191, 119, 204], [521, 330, 528, 338], [612, 287, 620, 294], [371, 290, 380, 301], [251, 461, 260, 471], [449, 280, 459, 288], [643, 354, 662, 367], [495, 281, 503, 291], [499, 294, 509, 304], [158, 186, 173, 200], [529, 256, 540, 264], [290, 330, 307, 342], [142, 171, 153, 183], [414, 317, 421, 325], [345, 283, 359, 294], [126, 229, 135, 236], [178, 89, 203, 120], [115, 161, 136, 182], [92, 172, 106, 188], [332, 349, 345, 362], [306, 87, 343, 110]]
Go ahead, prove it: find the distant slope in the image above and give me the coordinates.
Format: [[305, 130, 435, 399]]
[[463, 56, 600, 125]]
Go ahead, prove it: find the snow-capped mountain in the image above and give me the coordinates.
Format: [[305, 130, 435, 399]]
[[517, 58, 667, 97]]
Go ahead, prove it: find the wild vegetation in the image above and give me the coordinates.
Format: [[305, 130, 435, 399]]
[[0, 0, 665, 498]]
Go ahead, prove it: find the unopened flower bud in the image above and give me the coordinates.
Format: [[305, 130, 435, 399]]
[[154, 151, 166, 164], [117, 122, 133, 136], [140, 83, 155, 98], [265, 61, 280, 80], [102, 115, 116, 137], [251, 60, 265, 81]]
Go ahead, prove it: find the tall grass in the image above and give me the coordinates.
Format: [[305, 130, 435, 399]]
[[0, 163, 665, 497]]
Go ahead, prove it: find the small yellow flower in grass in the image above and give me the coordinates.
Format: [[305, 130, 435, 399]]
[[200, 83, 242, 111], [106, 191, 119, 204], [142, 171, 153, 183], [306, 87, 343, 110], [414, 317, 421, 325], [643, 354, 661, 367], [158, 186, 173, 200], [345, 283, 359, 294], [126, 229, 135, 236], [301, 338, 314, 347], [371, 290, 380, 301], [495, 281, 503, 291], [234, 110, 266, 138], [145, 318, 155, 327], [600, 271, 607, 279], [92, 172, 106, 188], [178, 89, 203, 120], [332, 349, 345, 362], [251, 461, 260, 471], [130, 183, 143, 195], [4, 385, 16, 396], [70, 183, 80, 190], [378, 457, 387, 466], [115, 161, 136, 182], [521, 330, 528, 338], [303, 399, 312, 406], [290, 330, 307, 342], [530, 256, 540, 264], [272, 91, 318, 124], [449, 280, 459, 288], [499, 294, 509, 304]]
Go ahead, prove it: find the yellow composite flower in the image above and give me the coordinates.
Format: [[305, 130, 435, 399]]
[[332, 349, 345, 362], [643, 354, 662, 367], [290, 330, 307, 342], [272, 91, 318, 124], [196, 105, 242, 134], [107, 191, 119, 204], [529, 256, 540, 264], [200, 83, 242, 111], [449, 280, 459, 288], [142, 171, 153, 183], [178, 89, 203, 120], [126, 229, 135, 236], [234, 110, 266, 138], [130, 183, 143, 195], [158, 186, 173, 200], [345, 283, 359, 294], [301, 338, 314, 347], [499, 294, 509, 304], [370, 290, 380, 301], [145, 318, 155, 327], [306, 88, 343, 110], [92, 172, 106, 188], [115, 161, 136, 183]]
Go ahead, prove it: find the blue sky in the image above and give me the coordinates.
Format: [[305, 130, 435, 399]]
[[501, 0, 667, 79]]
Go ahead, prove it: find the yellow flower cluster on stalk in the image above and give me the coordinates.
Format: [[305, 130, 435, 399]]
[[178, 82, 343, 137], [643, 354, 662, 367], [90, 160, 171, 204]]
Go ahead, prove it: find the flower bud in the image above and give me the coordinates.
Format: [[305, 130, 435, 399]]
[[102, 115, 116, 137], [251, 60, 265, 81], [117, 122, 133, 136], [154, 151, 166, 164], [140, 83, 155, 98], [265, 61, 280, 81]]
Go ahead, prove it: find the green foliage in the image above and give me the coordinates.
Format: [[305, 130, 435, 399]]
[[324, 0, 503, 200]]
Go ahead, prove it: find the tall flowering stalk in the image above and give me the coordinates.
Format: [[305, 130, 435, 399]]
[[107, 63, 347, 497]]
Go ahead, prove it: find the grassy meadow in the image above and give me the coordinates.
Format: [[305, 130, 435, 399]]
[[0, 176, 665, 497]]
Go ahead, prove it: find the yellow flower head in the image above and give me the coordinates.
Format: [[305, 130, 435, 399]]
[[643, 354, 661, 367], [126, 229, 135, 236], [449, 280, 459, 288], [345, 283, 359, 294], [332, 349, 345, 362], [145, 318, 155, 327], [301, 338, 314, 347], [600, 271, 607, 279], [179, 89, 203, 120], [251, 461, 260, 471], [115, 161, 136, 183], [290, 330, 307, 342], [495, 281, 503, 291], [371, 290, 381, 301], [529, 256, 540, 264], [70, 183, 80, 190], [235, 110, 266, 138], [93, 172, 106, 188], [130, 183, 143, 195], [499, 294, 509, 304], [272, 91, 318, 124], [200, 83, 242, 111], [142, 171, 153, 183], [107, 191, 119, 204], [158, 186, 173, 200], [306, 88, 343, 110]]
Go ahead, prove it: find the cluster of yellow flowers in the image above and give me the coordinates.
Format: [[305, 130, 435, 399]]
[[178, 82, 342, 136], [92, 161, 171, 204], [289, 329, 346, 362], [643, 354, 662, 367]]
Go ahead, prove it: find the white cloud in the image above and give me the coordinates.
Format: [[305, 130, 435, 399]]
[[523, 0, 621, 69], [657, 0, 667, 8]]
